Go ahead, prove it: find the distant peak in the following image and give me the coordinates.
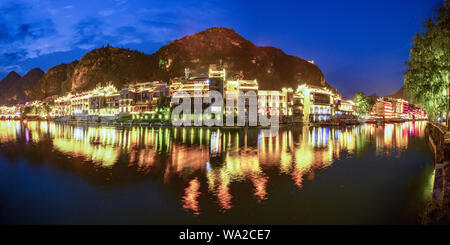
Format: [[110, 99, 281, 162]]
[[203, 27, 237, 33], [27, 68, 44, 74], [8, 71, 20, 77], [183, 27, 245, 41], [4, 71, 21, 80], [0, 70, 21, 84]]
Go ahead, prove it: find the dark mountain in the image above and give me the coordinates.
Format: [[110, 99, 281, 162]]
[[69, 47, 157, 92], [31, 61, 78, 99], [0, 69, 44, 105], [154, 27, 329, 90], [0, 71, 21, 89], [19, 27, 331, 101]]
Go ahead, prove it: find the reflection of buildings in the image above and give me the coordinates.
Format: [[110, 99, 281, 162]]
[[0, 120, 21, 143], [374, 121, 427, 156], [182, 177, 201, 215], [0, 120, 428, 214]]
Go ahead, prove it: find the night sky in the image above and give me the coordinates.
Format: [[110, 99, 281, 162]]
[[0, 0, 443, 98]]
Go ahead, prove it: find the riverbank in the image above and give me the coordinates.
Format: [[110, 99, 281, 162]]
[[15, 118, 307, 129], [422, 122, 450, 224], [2, 117, 429, 129]]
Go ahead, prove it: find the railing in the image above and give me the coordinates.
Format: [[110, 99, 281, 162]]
[[423, 121, 450, 224], [427, 122, 450, 163]]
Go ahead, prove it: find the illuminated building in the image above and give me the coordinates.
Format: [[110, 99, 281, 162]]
[[208, 68, 226, 116], [132, 82, 153, 113], [383, 97, 410, 119], [170, 76, 212, 123], [171, 69, 227, 123], [403, 101, 409, 115], [119, 88, 133, 114], [208, 69, 225, 97], [54, 94, 72, 117], [336, 99, 356, 116], [296, 84, 334, 123], [171, 77, 211, 104], [10, 62, 426, 124], [258, 90, 281, 117], [88, 85, 118, 116], [292, 91, 304, 122], [130, 82, 154, 114], [104, 92, 120, 116], [173, 77, 211, 97], [409, 105, 427, 120], [71, 93, 90, 117], [258, 88, 295, 119], [281, 88, 295, 117], [88, 95, 104, 116], [128, 81, 170, 115], [208, 67, 226, 81], [224, 79, 259, 121], [371, 97, 425, 120], [373, 98, 394, 118], [0, 105, 20, 119]]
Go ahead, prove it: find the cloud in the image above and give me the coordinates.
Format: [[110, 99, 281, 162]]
[[2, 49, 27, 62], [74, 17, 106, 47], [114, 0, 128, 6], [0, 65, 24, 74], [0, 1, 57, 62], [0, 0, 229, 75], [98, 9, 116, 17]]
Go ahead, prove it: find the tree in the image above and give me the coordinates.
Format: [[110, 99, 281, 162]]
[[352, 92, 373, 115], [154, 96, 171, 121], [404, 1, 450, 120]]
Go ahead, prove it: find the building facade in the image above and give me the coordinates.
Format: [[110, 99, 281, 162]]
[[296, 84, 335, 123]]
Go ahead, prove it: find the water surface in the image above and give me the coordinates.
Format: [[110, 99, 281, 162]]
[[0, 121, 434, 224]]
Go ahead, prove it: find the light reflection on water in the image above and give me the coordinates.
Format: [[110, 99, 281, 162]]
[[0, 120, 432, 224]]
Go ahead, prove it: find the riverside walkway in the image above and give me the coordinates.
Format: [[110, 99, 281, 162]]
[[423, 122, 450, 224]]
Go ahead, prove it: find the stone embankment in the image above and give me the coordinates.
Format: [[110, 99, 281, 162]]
[[422, 122, 450, 224]]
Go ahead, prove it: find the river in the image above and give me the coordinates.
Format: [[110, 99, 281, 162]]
[[0, 120, 434, 224]]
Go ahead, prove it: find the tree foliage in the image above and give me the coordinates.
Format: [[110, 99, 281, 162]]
[[352, 92, 373, 115], [404, 1, 450, 119]]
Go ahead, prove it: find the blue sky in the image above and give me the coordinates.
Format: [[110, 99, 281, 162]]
[[0, 0, 443, 98]]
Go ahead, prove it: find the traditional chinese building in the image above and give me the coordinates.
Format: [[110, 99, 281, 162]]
[[373, 98, 394, 118], [336, 99, 356, 116], [54, 94, 73, 117], [296, 84, 335, 123], [128, 81, 169, 115]]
